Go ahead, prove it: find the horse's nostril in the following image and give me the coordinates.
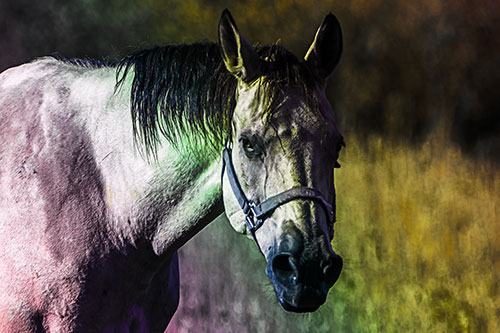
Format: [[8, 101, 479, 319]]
[[272, 254, 299, 285], [323, 255, 343, 288]]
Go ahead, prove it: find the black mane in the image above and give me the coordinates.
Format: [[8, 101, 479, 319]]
[[116, 42, 236, 156], [52, 42, 320, 157]]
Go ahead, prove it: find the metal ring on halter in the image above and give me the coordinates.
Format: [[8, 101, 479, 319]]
[[245, 201, 264, 233]]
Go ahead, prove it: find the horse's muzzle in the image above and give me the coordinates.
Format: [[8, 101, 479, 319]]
[[266, 230, 343, 312]]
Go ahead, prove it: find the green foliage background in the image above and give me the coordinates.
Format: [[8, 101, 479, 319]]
[[1, 0, 499, 331]]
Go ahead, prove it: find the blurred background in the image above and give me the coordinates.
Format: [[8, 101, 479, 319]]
[[1, 0, 499, 331]]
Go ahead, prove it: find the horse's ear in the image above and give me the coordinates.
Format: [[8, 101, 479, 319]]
[[218, 9, 263, 83], [304, 13, 343, 85]]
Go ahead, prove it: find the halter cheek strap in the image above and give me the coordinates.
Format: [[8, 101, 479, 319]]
[[221, 145, 336, 242]]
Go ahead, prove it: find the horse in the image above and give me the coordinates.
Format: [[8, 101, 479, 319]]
[[0, 9, 344, 332]]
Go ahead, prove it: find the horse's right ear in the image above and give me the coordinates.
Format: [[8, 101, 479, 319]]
[[218, 9, 263, 84]]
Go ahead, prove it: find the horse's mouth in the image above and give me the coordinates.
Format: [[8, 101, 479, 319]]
[[273, 282, 328, 313], [277, 294, 322, 313]]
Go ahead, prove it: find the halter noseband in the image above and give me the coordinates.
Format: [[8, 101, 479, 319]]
[[221, 140, 336, 243]]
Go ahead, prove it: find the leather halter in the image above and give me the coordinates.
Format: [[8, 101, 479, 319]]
[[221, 141, 336, 242]]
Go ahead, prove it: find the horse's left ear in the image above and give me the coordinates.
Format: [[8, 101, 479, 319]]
[[304, 13, 343, 86], [218, 9, 264, 84]]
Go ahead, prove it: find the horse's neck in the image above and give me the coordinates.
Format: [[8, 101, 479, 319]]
[[147, 150, 224, 256], [79, 66, 224, 258]]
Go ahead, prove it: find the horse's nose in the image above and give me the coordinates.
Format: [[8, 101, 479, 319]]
[[271, 253, 300, 286], [266, 223, 343, 312]]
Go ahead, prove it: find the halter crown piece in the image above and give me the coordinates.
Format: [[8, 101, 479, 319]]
[[221, 138, 336, 246]]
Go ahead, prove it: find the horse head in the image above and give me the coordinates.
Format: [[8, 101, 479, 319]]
[[219, 9, 344, 312]]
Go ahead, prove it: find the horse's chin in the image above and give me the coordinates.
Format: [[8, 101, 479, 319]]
[[277, 295, 321, 313]]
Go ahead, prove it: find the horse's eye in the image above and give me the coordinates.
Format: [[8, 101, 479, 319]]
[[241, 138, 255, 155]]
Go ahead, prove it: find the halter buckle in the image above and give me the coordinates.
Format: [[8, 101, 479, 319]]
[[245, 202, 262, 233]]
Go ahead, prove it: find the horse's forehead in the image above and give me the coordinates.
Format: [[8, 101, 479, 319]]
[[272, 100, 337, 144], [235, 83, 336, 137], [234, 84, 265, 126]]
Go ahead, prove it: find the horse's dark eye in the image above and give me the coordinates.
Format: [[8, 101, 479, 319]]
[[241, 138, 255, 155]]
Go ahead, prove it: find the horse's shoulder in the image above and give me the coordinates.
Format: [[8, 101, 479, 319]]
[[0, 56, 111, 258]]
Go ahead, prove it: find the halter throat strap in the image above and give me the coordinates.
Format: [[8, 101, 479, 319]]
[[221, 146, 335, 238]]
